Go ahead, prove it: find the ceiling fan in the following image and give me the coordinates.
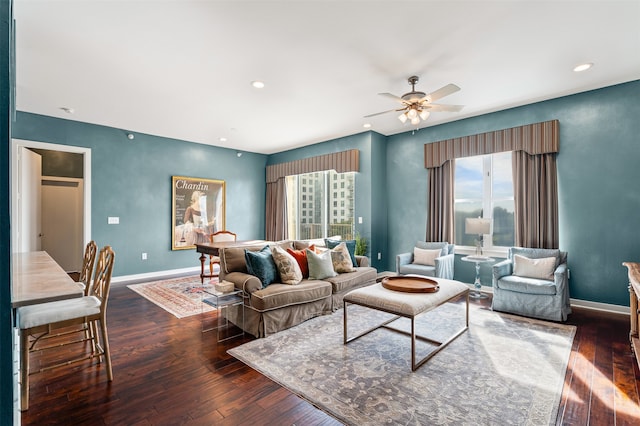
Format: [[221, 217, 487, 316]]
[[365, 76, 464, 125]]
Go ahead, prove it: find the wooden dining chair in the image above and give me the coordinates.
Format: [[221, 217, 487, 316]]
[[78, 240, 98, 295], [209, 230, 237, 276], [17, 245, 116, 410]]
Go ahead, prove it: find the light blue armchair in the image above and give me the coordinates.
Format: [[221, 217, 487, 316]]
[[396, 242, 455, 280], [492, 247, 571, 322]]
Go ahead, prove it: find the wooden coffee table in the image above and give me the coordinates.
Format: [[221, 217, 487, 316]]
[[343, 276, 469, 371]]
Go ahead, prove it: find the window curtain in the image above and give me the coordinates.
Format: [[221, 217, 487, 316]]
[[512, 151, 558, 248], [265, 178, 288, 241], [426, 160, 454, 243], [265, 149, 359, 242], [424, 120, 559, 248]]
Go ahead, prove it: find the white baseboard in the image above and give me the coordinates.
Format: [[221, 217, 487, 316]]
[[569, 298, 629, 315], [111, 266, 202, 286]]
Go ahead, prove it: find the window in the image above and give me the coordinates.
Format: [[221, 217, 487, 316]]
[[454, 152, 514, 252], [286, 171, 355, 240]]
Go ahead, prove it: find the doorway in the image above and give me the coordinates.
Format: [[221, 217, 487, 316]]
[[11, 139, 92, 272]]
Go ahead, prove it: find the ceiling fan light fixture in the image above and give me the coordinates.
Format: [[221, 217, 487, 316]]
[[398, 113, 408, 123], [406, 108, 418, 119], [419, 110, 430, 121], [410, 116, 420, 125]]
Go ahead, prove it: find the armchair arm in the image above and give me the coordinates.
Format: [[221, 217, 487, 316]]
[[355, 255, 369, 267], [396, 252, 413, 273], [223, 271, 263, 296], [434, 253, 455, 280], [554, 263, 569, 290], [492, 259, 513, 283]]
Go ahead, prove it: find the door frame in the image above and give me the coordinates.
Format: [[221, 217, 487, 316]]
[[10, 139, 91, 253]]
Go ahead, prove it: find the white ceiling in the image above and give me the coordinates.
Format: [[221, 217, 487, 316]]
[[13, 1, 640, 154]]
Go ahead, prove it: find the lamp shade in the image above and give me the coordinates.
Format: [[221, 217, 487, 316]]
[[465, 218, 491, 235]]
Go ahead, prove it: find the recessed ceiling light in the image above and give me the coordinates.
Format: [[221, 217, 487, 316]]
[[251, 81, 265, 89], [219, 137, 227, 142], [363, 123, 371, 128], [573, 63, 593, 72], [59, 107, 74, 114]]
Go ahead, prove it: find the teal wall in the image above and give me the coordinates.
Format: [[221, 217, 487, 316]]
[[1, 0, 14, 423], [13, 112, 268, 277], [387, 80, 640, 306]]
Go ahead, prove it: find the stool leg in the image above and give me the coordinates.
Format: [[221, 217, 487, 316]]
[[20, 329, 29, 411]]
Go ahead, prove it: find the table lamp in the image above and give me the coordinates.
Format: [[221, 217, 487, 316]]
[[465, 218, 491, 256]]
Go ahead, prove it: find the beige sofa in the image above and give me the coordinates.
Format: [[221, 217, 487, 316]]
[[218, 240, 377, 337]]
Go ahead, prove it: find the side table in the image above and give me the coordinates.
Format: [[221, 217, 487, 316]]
[[201, 289, 245, 342], [461, 256, 495, 299]]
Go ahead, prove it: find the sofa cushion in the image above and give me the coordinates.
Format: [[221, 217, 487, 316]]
[[496, 275, 557, 295], [413, 247, 441, 266], [415, 241, 449, 256], [286, 245, 315, 278], [221, 245, 265, 274], [306, 249, 338, 280], [330, 242, 356, 273], [398, 263, 436, 276], [510, 247, 561, 266], [271, 245, 303, 285], [248, 280, 332, 312], [325, 238, 357, 266], [325, 267, 377, 294], [245, 246, 279, 287]]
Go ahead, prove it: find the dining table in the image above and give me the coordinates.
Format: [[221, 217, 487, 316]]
[[195, 239, 267, 283], [11, 251, 84, 308]]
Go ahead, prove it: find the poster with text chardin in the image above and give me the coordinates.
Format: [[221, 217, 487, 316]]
[[172, 176, 225, 250]]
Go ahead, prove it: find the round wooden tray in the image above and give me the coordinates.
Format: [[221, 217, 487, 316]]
[[381, 275, 440, 293]]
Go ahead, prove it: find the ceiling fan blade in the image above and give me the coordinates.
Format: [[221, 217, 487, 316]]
[[423, 84, 461, 103], [425, 103, 465, 112], [364, 108, 401, 118], [378, 92, 407, 104]]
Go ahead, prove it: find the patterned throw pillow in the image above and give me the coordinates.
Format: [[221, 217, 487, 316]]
[[244, 246, 279, 287], [330, 242, 355, 273], [286, 245, 315, 278], [271, 245, 303, 285], [325, 238, 357, 266], [306, 248, 338, 280]]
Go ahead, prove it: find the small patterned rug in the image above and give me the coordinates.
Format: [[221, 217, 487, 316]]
[[229, 302, 576, 425], [127, 275, 218, 318]]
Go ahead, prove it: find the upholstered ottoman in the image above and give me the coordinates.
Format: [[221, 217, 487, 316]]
[[343, 278, 469, 371]]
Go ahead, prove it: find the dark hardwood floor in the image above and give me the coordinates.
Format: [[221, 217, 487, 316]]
[[21, 283, 640, 425]]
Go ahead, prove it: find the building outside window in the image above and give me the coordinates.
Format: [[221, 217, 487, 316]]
[[286, 171, 355, 240]]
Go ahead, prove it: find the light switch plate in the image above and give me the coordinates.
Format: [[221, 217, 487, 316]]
[[108, 217, 119, 224]]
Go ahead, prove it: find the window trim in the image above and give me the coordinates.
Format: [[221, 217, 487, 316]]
[[454, 153, 512, 258]]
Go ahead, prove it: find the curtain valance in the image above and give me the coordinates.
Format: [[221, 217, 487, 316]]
[[424, 120, 559, 169], [266, 149, 359, 183]]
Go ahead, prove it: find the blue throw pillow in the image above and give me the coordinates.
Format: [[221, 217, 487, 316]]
[[325, 238, 357, 266], [245, 246, 279, 287]]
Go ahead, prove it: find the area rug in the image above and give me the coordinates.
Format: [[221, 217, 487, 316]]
[[228, 302, 576, 425], [127, 275, 218, 318]]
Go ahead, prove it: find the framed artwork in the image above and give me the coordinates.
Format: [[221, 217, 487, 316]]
[[172, 176, 226, 250]]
